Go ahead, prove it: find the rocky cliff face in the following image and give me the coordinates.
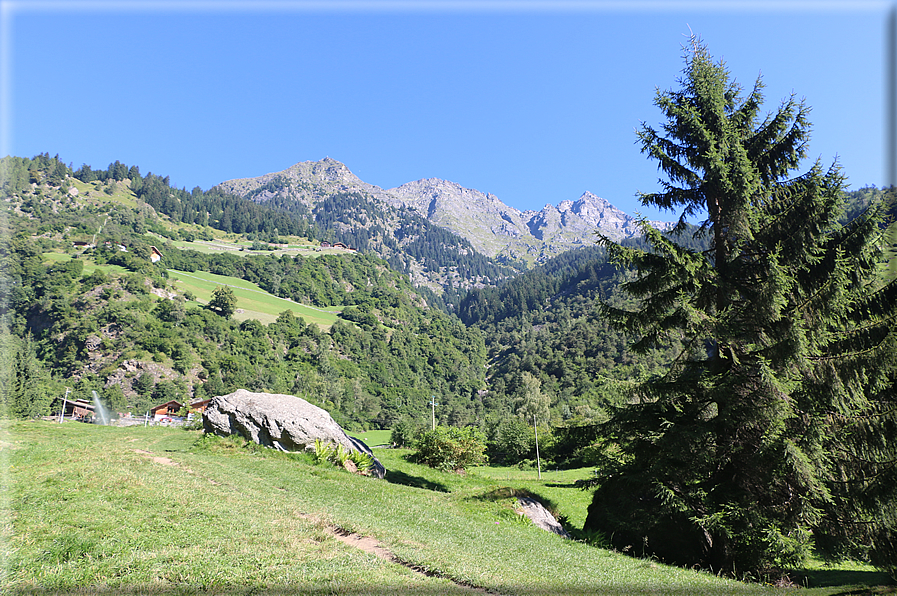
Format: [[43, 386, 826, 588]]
[[218, 157, 396, 207], [216, 158, 670, 268], [385, 178, 668, 263]]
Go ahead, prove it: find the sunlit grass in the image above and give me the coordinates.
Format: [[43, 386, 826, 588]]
[[42, 252, 130, 276], [166, 269, 341, 328], [348, 430, 392, 447], [4, 420, 890, 595], [39, 252, 341, 328]]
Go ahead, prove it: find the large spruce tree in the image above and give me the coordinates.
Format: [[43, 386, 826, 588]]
[[584, 38, 897, 575]]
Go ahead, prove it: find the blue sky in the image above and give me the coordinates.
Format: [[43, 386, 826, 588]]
[[2, 1, 894, 222]]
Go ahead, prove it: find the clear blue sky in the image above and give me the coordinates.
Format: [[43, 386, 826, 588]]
[[2, 1, 894, 222]]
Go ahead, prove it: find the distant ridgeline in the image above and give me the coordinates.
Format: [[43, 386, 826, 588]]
[[303, 190, 522, 301], [73, 158, 315, 241], [1, 153, 892, 448]]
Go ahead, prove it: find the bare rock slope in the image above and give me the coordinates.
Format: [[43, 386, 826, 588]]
[[217, 158, 671, 266]]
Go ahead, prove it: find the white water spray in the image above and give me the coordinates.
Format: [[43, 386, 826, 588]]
[[92, 390, 110, 425]]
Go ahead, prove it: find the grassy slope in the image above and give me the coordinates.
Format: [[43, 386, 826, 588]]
[[166, 269, 341, 328], [6, 421, 889, 596], [40, 253, 340, 329]]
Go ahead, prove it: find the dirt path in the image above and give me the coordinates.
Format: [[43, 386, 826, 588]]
[[134, 449, 494, 593], [321, 522, 492, 594]]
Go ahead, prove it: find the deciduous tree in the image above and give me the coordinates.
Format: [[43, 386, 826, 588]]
[[515, 371, 550, 478], [208, 285, 237, 319]]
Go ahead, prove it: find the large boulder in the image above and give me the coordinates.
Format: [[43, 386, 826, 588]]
[[202, 389, 385, 478]]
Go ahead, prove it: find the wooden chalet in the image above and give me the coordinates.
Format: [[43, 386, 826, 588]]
[[150, 246, 163, 263], [150, 400, 184, 420], [60, 398, 95, 419], [189, 398, 210, 413]]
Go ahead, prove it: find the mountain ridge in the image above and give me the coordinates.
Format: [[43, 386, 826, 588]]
[[216, 158, 671, 267]]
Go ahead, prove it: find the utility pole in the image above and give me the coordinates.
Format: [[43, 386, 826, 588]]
[[533, 414, 542, 480], [58, 388, 71, 423], [429, 396, 439, 430]]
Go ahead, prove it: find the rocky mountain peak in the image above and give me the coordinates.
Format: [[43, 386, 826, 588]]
[[217, 157, 671, 267]]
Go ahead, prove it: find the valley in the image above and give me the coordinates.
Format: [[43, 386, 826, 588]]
[[2, 152, 895, 593]]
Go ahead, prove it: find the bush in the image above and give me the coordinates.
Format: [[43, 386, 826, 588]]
[[390, 418, 424, 448], [488, 417, 535, 465], [411, 425, 487, 472]]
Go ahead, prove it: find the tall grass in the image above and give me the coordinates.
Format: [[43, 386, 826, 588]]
[[3, 420, 886, 595]]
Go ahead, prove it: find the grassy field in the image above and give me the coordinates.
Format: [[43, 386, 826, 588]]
[[348, 430, 393, 448], [163, 238, 325, 258], [166, 269, 342, 328], [3, 420, 892, 595], [39, 252, 341, 328], [42, 252, 130, 277]]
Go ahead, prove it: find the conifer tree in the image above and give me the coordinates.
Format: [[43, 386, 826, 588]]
[[8, 332, 55, 418], [584, 38, 897, 575]]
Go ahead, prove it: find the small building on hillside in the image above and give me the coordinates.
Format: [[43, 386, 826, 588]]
[[189, 398, 210, 413], [60, 398, 95, 420], [186, 398, 211, 422], [150, 400, 184, 421], [150, 246, 163, 263]]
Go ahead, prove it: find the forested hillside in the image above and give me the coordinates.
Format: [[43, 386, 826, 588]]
[[0, 154, 488, 430], [455, 187, 895, 467], [2, 153, 893, 445], [217, 164, 523, 295], [310, 192, 520, 300], [457, 242, 685, 453]]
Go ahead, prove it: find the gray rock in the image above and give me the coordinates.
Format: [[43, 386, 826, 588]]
[[203, 389, 385, 478], [517, 496, 570, 538]]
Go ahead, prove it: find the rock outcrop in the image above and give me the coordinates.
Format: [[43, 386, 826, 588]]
[[517, 496, 570, 538], [203, 389, 385, 478], [217, 158, 674, 269]]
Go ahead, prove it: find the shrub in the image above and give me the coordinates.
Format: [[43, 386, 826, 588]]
[[411, 425, 487, 472], [390, 418, 424, 448], [312, 439, 374, 474], [488, 416, 535, 465]]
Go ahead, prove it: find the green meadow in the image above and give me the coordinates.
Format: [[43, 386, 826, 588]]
[[166, 269, 341, 328], [40, 252, 341, 329], [3, 420, 891, 595], [43, 252, 130, 277], [165, 238, 324, 257]]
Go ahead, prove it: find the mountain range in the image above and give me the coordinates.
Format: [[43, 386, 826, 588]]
[[215, 158, 670, 268]]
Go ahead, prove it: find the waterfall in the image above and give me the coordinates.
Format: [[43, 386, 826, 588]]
[[92, 390, 110, 425]]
